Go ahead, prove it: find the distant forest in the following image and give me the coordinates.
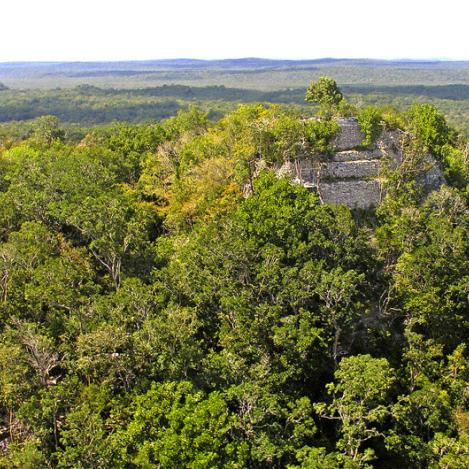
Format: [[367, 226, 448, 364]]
[[0, 83, 468, 134], [1, 58, 469, 134]]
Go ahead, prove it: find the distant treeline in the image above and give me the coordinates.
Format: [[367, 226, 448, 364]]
[[1, 57, 466, 78], [343, 84, 469, 101], [76, 84, 306, 102], [0, 85, 305, 125], [1, 84, 469, 133], [76, 83, 469, 102], [0, 92, 183, 124]]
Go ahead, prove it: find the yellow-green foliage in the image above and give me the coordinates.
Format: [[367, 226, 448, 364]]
[[357, 106, 384, 146]]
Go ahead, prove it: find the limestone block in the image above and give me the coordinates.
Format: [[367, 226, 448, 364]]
[[332, 150, 382, 162], [276, 160, 295, 178], [321, 160, 380, 179], [417, 155, 446, 191], [319, 179, 382, 208], [333, 118, 365, 151], [375, 130, 404, 165], [278, 159, 317, 186]]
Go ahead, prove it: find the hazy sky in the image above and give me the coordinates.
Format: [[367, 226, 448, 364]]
[[2, 0, 468, 61]]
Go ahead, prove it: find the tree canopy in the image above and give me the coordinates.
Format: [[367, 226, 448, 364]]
[[0, 80, 467, 468]]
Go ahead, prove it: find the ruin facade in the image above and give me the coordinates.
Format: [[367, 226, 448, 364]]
[[275, 117, 445, 209]]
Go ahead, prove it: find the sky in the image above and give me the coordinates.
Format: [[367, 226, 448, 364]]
[[1, 0, 468, 62]]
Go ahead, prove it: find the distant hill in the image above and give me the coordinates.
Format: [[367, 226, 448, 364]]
[[0, 57, 469, 79]]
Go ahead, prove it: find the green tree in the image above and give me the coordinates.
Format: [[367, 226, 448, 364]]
[[316, 268, 365, 365], [56, 385, 114, 469], [0, 340, 35, 440], [113, 381, 248, 468], [357, 106, 383, 146], [316, 355, 396, 467], [76, 324, 134, 389], [406, 103, 452, 156], [32, 116, 64, 147], [56, 192, 154, 289], [305, 77, 344, 107]]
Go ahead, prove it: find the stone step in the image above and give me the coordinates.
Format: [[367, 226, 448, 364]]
[[319, 179, 382, 209], [332, 150, 382, 162], [321, 160, 380, 179]]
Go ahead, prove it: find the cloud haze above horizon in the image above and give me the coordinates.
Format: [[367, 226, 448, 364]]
[[2, 0, 468, 62]]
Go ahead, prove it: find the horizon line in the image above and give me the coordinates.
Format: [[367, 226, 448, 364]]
[[1, 56, 469, 65]]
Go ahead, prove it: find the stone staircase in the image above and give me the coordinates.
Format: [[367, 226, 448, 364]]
[[276, 117, 445, 209]]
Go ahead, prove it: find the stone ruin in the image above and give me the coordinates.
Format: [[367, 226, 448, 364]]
[[275, 117, 445, 209]]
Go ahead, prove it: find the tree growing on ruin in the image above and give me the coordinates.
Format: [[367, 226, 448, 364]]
[[305, 77, 344, 107]]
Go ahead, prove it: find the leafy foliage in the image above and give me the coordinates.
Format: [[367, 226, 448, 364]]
[[305, 77, 344, 107], [357, 106, 383, 146], [0, 85, 467, 468]]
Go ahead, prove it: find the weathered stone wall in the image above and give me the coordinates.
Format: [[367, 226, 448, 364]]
[[417, 155, 446, 190], [321, 160, 380, 179], [332, 149, 381, 162], [319, 179, 382, 209], [333, 118, 365, 150], [276, 159, 317, 187], [374, 129, 404, 167], [270, 117, 445, 209]]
